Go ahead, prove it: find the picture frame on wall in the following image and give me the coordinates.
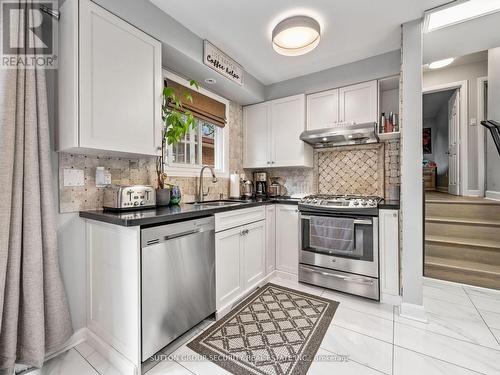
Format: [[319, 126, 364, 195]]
[[423, 127, 432, 154]]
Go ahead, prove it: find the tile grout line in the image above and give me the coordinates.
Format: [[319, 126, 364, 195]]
[[172, 360, 197, 375], [73, 347, 102, 375], [463, 285, 500, 347], [395, 318, 500, 352], [319, 345, 389, 374], [392, 344, 488, 375], [337, 303, 394, 323], [328, 322, 393, 345]]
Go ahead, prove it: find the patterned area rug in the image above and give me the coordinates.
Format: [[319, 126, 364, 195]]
[[187, 283, 339, 375]]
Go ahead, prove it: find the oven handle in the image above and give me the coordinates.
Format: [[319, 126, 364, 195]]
[[300, 215, 372, 225], [300, 265, 375, 286]]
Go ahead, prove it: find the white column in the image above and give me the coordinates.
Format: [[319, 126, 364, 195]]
[[400, 19, 426, 321]]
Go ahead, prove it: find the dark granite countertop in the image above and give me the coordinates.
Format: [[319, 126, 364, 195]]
[[79, 197, 299, 227], [378, 199, 400, 210]]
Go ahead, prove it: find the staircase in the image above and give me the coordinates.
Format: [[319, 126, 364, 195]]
[[424, 193, 500, 290]]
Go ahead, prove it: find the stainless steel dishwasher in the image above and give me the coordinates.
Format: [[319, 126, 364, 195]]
[[141, 216, 215, 361]]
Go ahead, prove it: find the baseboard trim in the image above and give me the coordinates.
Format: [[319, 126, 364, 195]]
[[381, 293, 402, 306], [85, 329, 137, 375], [399, 302, 427, 322], [45, 328, 87, 361], [436, 186, 448, 193], [486, 190, 500, 201], [465, 190, 480, 197]]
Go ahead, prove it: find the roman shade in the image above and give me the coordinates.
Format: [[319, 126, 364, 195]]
[[165, 79, 226, 127]]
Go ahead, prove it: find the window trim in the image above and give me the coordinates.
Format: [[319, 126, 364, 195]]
[[162, 70, 230, 178]]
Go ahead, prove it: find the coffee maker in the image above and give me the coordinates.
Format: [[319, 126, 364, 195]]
[[253, 172, 268, 197]]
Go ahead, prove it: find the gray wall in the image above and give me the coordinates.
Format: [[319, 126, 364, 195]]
[[487, 48, 500, 195], [423, 60, 488, 192], [265, 50, 401, 100]]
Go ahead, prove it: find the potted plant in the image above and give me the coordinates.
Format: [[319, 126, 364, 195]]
[[156, 79, 200, 206]]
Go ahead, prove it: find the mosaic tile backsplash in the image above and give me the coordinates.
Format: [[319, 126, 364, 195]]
[[316, 144, 385, 197]]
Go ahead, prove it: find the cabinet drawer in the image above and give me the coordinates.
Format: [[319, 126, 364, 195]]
[[215, 207, 266, 232]]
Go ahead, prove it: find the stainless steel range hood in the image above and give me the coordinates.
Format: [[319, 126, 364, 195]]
[[300, 122, 379, 148]]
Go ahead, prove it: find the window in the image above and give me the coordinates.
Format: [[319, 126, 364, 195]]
[[163, 70, 229, 177], [167, 117, 223, 169]]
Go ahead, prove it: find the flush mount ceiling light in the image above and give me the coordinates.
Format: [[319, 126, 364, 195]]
[[272, 16, 321, 56], [424, 0, 500, 32], [429, 57, 455, 69]]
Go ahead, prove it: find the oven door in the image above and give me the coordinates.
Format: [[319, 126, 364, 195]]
[[300, 213, 378, 278]]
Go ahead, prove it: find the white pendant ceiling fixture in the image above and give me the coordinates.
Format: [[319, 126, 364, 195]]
[[429, 57, 455, 69], [272, 16, 321, 56]]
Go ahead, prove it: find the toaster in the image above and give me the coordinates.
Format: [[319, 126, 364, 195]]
[[103, 185, 156, 211]]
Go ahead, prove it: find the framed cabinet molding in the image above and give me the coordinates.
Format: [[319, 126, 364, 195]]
[[58, 0, 162, 157]]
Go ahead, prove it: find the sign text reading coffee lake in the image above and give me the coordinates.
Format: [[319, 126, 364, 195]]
[[203, 40, 243, 86]]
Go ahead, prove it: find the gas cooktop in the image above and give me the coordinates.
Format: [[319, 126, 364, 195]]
[[298, 194, 382, 211]]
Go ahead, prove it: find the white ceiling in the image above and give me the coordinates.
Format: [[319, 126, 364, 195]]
[[423, 50, 488, 72], [150, 0, 449, 85]]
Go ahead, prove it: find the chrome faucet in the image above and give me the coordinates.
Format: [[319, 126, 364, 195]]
[[197, 165, 218, 202]]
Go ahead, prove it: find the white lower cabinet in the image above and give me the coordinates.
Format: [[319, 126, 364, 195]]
[[215, 226, 244, 309], [243, 221, 266, 287], [276, 205, 300, 275], [379, 209, 400, 302], [215, 218, 265, 312], [265, 205, 276, 275]]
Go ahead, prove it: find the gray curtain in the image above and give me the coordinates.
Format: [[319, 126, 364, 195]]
[[0, 1, 72, 373]]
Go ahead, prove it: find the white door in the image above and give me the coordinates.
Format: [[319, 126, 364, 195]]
[[243, 221, 266, 288], [448, 91, 460, 196], [276, 205, 300, 275], [265, 205, 276, 275], [306, 89, 339, 130], [270, 94, 312, 167], [79, 0, 162, 155], [215, 227, 243, 309], [339, 81, 378, 125], [243, 102, 270, 168]]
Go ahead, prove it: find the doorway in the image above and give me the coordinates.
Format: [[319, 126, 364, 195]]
[[422, 89, 459, 195]]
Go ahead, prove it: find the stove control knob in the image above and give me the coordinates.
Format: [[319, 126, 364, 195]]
[[313, 199, 318, 203], [353, 201, 359, 206], [133, 201, 139, 206], [361, 200, 367, 206]]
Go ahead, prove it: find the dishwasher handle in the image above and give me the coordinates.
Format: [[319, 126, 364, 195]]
[[141, 217, 215, 248], [164, 229, 201, 241]]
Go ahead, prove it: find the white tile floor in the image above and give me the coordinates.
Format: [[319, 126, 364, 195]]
[[35, 275, 500, 375]]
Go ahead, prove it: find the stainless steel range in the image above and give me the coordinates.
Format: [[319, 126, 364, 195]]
[[298, 194, 382, 300]]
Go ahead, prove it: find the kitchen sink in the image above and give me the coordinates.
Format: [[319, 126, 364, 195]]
[[189, 200, 247, 207]]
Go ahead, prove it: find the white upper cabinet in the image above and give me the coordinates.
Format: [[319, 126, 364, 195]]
[[243, 102, 270, 169], [271, 95, 312, 167], [243, 94, 312, 168], [306, 89, 339, 130], [338, 80, 378, 125], [58, 0, 162, 156]]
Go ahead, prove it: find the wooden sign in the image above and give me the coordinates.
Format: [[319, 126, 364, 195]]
[[203, 40, 244, 86]]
